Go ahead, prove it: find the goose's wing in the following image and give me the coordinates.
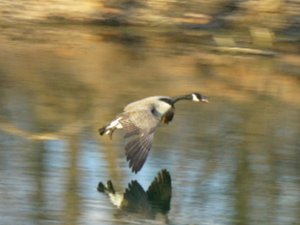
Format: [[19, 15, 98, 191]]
[[119, 108, 160, 173], [124, 133, 154, 173]]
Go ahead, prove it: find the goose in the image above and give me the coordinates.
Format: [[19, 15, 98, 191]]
[[99, 93, 208, 173]]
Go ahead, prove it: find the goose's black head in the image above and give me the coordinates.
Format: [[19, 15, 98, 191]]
[[190, 93, 209, 103]]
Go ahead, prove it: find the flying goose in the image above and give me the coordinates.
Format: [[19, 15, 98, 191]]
[[99, 93, 208, 173]]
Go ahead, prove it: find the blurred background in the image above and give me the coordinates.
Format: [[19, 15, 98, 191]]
[[0, 0, 299, 225]]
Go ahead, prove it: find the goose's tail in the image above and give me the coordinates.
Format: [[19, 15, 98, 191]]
[[98, 125, 111, 136], [98, 118, 123, 139]]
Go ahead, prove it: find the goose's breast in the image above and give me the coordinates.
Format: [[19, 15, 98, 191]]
[[152, 101, 172, 118]]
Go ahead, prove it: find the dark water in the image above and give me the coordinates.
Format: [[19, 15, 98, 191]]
[[0, 23, 300, 225]]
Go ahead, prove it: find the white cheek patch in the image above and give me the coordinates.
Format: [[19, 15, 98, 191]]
[[192, 94, 200, 102]]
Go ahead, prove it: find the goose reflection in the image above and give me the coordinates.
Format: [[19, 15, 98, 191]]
[[98, 169, 171, 222]]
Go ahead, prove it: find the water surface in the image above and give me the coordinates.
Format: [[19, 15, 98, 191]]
[[0, 22, 299, 225]]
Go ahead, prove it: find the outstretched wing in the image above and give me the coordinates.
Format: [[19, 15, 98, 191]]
[[124, 133, 154, 173], [119, 108, 160, 173]]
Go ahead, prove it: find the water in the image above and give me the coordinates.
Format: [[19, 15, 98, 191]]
[[0, 22, 300, 225]]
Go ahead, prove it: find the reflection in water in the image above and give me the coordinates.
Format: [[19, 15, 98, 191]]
[[98, 169, 171, 223]]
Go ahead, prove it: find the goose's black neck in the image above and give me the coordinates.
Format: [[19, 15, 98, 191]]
[[159, 94, 192, 106], [172, 94, 193, 104]]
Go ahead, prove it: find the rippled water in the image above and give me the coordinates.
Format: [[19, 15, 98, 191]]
[[0, 22, 299, 225]]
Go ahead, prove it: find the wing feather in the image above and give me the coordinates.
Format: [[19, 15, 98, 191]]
[[125, 134, 153, 173], [119, 109, 160, 173]]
